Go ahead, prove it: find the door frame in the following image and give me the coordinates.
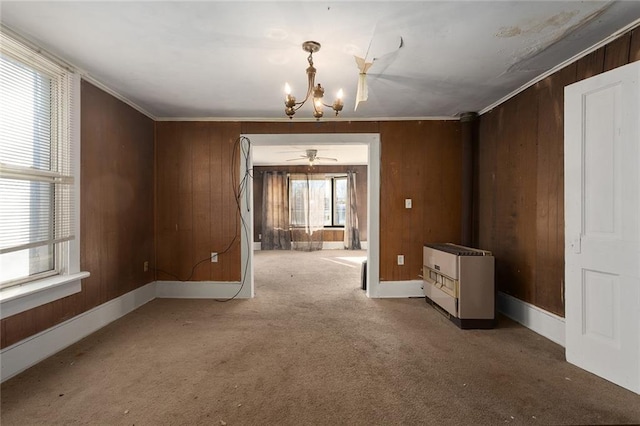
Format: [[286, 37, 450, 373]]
[[241, 133, 381, 298]]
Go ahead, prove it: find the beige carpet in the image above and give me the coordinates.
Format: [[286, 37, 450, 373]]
[[2, 249, 639, 425]]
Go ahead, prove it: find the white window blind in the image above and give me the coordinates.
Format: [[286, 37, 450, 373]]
[[0, 31, 76, 289]]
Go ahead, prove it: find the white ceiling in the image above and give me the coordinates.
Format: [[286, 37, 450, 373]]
[[250, 134, 373, 165], [252, 144, 368, 165], [2, 1, 639, 121]]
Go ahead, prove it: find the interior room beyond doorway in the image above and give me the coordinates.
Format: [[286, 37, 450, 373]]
[[246, 133, 379, 297]]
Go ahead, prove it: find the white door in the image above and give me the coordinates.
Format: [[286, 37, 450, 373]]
[[565, 61, 640, 394]]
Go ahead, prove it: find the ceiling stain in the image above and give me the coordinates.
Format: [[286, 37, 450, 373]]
[[496, 26, 522, 38], [503, 5, 611, 74], [496, 10, 580, 38]]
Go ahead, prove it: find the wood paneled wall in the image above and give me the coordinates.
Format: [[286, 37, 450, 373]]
[[155, 122, 242, 282], [476, 28, 640, 317], [240, 121, 380, 135], [242, 121, 462, 282], [379, 121, 462, 281], [4, 28, 636, 350], [1, 81, 155, 349], [252, 165, 368, 243]]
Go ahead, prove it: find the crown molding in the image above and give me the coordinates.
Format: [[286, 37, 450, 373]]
[[1, 24, 156, 120], [154, 116, 459, 122], [80, 75, 157, 120]]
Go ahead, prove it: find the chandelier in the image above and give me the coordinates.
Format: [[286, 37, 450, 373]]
[[284, 41, 344, 120]]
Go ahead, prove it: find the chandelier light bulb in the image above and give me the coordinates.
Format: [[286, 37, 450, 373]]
[[337, 89, 344, 100], [284, 82, 296, 109]]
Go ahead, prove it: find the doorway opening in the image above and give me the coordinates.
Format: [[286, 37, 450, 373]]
[[240, 133, 380, 298]]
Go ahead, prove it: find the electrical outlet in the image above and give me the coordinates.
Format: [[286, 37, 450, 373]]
[[211, 252, 218, 263], [143, 261, 149, 272], [397, 255, 405, 265], [405, 198, 412, 209]]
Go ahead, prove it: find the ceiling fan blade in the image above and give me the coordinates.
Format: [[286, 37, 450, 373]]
[[316, 156, 338, 162], [354, 33, 403, 111], [286, 156, 307, 162], [354, 57, 372, 111]]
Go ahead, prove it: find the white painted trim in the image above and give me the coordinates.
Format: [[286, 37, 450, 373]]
[[239, 136, 255, 298], [81, 75, 156, 120], [156, 116, 458, 122], [497, 291, 566, 347], [156, 281, 247, 299], [69, 72, 82, 276], [1, 25, 156, 120], [322, 241, 345, 250], [0, 72, 88, 321], [371, 280, 424, 298], [0, 272, 88, 320], [365, 136, 380, 298], [245, 133, 381, 299], [480, 18, 640, 115], [321, 241, 368, 249], [0, 281, 156, 383], [254, 241, 367, 251]]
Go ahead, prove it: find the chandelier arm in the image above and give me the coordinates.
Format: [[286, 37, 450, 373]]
[[292, 100, 307, 111], [322, 101, 343, 112], [288, 64, 317, 113]]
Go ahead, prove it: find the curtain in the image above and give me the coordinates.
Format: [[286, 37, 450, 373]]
[[290, 173, 325, 251], [344, 171, 361, 250], [261, 171, 291, 250]]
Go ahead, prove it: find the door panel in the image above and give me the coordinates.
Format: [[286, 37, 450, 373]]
[[582, 269, 620, 345], [565, 61, 640, 394], [583, 84, 620, 236]]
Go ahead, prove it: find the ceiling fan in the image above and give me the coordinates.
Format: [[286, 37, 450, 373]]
[[286, 149, 338, 165]]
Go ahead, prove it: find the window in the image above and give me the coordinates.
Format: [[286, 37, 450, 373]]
[[289, 176, 326, 228], [329, 176, 347, 227], [0, 31, 78, 291], [289, 175, 346, 228]]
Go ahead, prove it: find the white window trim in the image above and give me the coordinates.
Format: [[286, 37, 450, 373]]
[[0, 272, 88, 320], [0, 37, 88, 319]]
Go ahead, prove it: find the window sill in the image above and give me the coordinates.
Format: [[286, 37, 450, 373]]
[[0, 272, 89, 320]]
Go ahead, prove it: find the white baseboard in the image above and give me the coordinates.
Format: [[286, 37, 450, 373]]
[[254, 241, 368, 251], [323, 241, 344, 249], [497, 291, 565, 347], [373, 280, 424, 298], [0, 281, 156, 383], [156, 280, 251, 299]]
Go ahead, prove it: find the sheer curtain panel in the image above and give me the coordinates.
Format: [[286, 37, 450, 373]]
[[290, 173, 325, 251], [343, 171, 361, 250], [261, 171, 291, 250]]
